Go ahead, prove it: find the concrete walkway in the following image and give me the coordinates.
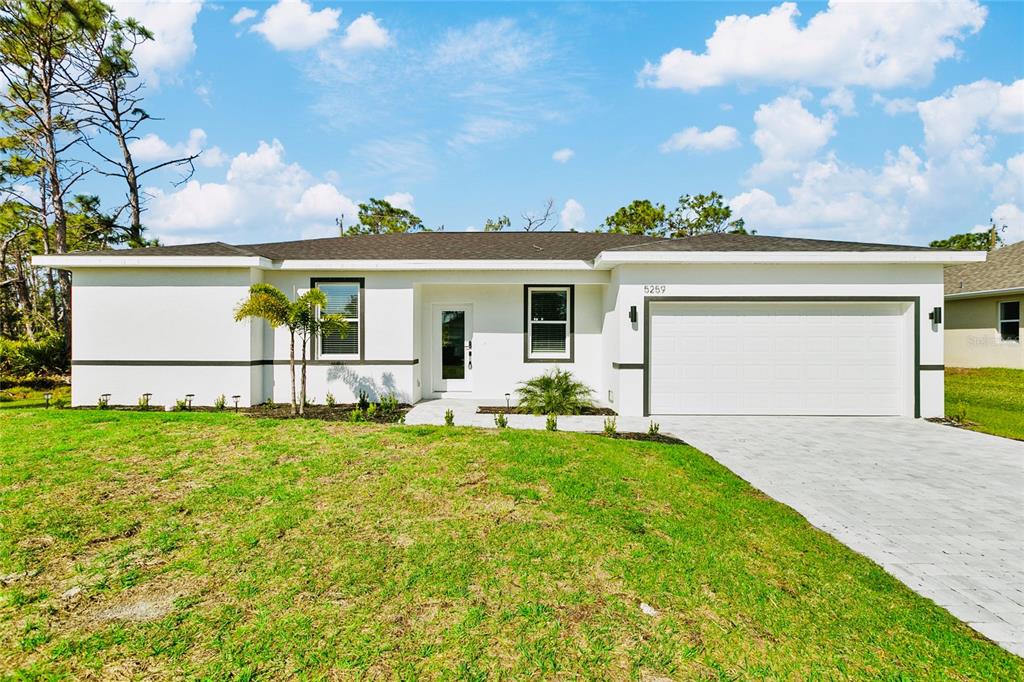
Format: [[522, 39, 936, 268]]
[[405, 400, 1024, 655]]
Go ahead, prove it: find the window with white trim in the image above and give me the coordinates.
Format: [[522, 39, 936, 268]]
[[317, 281, 360, 357], [527, 286, 571, 359], [999, 301, 1020, 342]]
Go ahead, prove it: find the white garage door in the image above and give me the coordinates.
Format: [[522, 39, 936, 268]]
[[649, 301, 908, 416]]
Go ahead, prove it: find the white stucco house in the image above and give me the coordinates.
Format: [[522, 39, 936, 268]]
[[34, 231, 984, 417]]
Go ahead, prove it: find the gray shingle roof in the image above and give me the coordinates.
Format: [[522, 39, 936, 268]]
[[62, 231, 949, 261], [944, 240, 1024, 295]]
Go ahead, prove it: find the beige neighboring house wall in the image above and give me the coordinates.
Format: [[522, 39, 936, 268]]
[[944, 241, 1024, 369]]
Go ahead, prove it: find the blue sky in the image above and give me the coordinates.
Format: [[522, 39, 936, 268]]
[[106, 0, 1023, 245]]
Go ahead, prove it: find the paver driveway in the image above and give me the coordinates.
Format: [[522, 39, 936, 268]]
[[655, 416, 1024, 656], [407, 402, 1024, 654]]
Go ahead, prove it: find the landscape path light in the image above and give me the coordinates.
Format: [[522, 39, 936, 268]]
[[185, 394, 194, 410], [43, 392, 52, 408], [232, 395, 241, 412]]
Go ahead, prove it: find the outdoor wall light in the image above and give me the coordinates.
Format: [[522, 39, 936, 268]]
[[928, 306, 943, 325], [43, 392, 52, 408], [232, 395, 241, 412], [628, 305, 638, 324], [185, 393, 194, 410]]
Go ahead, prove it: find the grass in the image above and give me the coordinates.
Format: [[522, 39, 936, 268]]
[[1, 411, 1020, 679], [945, 367, 1024, 440], [0, 384, 70, 410]]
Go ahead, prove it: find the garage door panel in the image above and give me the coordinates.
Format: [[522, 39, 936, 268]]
[[649, 301, 907, 416]]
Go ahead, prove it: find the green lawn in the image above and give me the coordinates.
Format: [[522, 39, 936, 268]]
[[0, 384, 70, 410], [1, 411, 1019, 679], [945, 367, 1024, 440]]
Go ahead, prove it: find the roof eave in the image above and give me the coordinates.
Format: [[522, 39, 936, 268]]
[[945, 286, 1024, 300], [32, 254, 270, 269], [593, 250, 987, 268]]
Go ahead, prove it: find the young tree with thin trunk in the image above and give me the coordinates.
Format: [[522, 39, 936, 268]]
[[235, 284, 347, 417], [66, 9, 198, 246]]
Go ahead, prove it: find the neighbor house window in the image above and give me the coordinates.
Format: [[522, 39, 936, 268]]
[[999, 301, 1020, 342], [315, 279, 362, 358], [525, 285, 573, 361]]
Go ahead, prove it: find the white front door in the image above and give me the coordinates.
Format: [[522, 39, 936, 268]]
[[433, 305, 473, 392]]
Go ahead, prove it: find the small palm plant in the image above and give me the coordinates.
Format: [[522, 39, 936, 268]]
[[235, 284, 347, 416], [515, 369, 594, 415]]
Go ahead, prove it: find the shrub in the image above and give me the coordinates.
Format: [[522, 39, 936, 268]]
[[348, 408, 364, 422], [138, 394, 150, 409], [603, 417, 617, 436], [648, 421, 660, 436], [494, 412, 508, 428], [545, 413, 558, 431], [97, 395, 110, 409], [357, 390, 370, 412], [515, 369, 594, 415], [365, 403, 378, 420], [0, 333, 67, 379], [214, 394, 226, 410], [949, 402, 968, 425], [444, 408, 455, 426], [378, 393, 401, 420], [174, 399, 187, 411], [325, 392, 336, 407]]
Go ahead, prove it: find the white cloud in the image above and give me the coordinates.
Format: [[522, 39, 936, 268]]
[[639, 0, 986, 92], [383, 192, 415, 211], [107, 0, 203, 86], [144, 139, 422, 243], [748, 96, 836, 182], [660, 125, 740, 153], [560, 199, 586, 230], [552, 148, 575, 163], [433, 18, 549, 76], [872, 94, 917, 115], [341, 13, 391, 50], [293, 183, 359, 222], [231, 7, 257, 24], [822, 87, 856, 116], [129, 128, 226, 168], [252, 0, 340, 51], [351, 137, 436, 182], [918, 79, 1024, 155], [448, 117, 529, 151], [989, 203, 1024, 244]]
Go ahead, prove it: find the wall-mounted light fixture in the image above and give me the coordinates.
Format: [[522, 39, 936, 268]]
[[628, 305, 638, 324], [928, 306, 943, 324]]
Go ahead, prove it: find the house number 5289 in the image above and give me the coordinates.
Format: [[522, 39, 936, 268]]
[[643, 285, 666, 294]]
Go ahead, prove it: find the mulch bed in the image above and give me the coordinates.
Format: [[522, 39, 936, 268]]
[[68, 403, 410, 423], [477, 405, 617, 416], [594, 431, 688, 445]]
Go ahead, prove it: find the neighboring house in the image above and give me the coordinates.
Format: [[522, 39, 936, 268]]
[[34, 232, 981, 417], [944, 240, 1024, 369]]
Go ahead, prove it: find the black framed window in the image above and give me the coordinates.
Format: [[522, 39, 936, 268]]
[[525, 285, 573, 361], [999, 301, 1020, 342], [314, 278, 363, 358]]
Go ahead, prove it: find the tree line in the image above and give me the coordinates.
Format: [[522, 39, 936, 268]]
[[1, 0, 199, 359]]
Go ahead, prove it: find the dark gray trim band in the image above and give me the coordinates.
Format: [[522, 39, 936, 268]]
[[523, 284, 575, 363], [73, 359, 419, 367], [612, 362, 644, 370], [642, 296, 922, 419], [920, 364, 945, 371], [311, 276, 365, 361]]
